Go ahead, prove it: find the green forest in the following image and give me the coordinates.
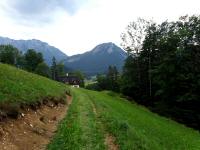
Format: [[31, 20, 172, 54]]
[[88, 15, 200, 130]]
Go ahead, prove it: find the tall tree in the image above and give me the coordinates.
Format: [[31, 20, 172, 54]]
[[51, 57, 58, 80], [121, 18, 152, 101], [121, 15, 200, 128], [57, 62, 65, 77], [35, 62, 50, 78], [121, 18, 152, 56], [96, 74, 107, 90], [106, 66, 119, 92], [16, 51, 26, 69], [95, 66, 120, 92], [0, 45, 19, 65], [24, 49, 43, 72]]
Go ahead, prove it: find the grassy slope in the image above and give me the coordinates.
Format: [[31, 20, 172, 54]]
[[0, 64, 68, 107], [49, 88, 200, 150]]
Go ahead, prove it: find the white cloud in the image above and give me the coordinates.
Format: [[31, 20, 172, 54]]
[[0, 0, 200, 55]]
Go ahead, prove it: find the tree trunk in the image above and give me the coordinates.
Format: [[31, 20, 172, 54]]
[[148, 49, 152, 97]]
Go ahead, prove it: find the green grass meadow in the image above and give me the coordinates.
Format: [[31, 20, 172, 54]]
[[0, 63, 68, 107], [48, 88, 200, 150], [1, 63, 200, 149]]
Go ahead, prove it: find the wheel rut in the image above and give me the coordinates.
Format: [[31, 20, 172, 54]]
[[90, 98, 118, 150]]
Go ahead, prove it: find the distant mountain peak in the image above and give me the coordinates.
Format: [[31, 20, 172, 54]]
[[92, 42, 124, 55], [64, 42, 127, 75], [0, 37, 127, 75], [0, 36, 68, 65]]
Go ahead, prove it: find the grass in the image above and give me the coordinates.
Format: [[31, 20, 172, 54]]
[[89, 90, 200, 150], [0, 63, 68, 108], [84, 79, 97, 86], [1, 63, 200, 149], [48, 88, 105, 150], [49, 88, 200, 150]]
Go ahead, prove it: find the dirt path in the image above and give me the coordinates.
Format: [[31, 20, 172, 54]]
[[105, 134, 119, 150], [91, 100, 118, 150], [0, 95, 72, 150]]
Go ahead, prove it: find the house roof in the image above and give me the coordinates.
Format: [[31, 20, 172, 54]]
[[58, 76, 82, 85]]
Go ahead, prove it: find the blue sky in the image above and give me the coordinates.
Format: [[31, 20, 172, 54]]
[[0, 0, 199, 55]]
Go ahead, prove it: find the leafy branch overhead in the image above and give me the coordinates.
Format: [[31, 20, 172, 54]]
[[121, 18, 153, 56]]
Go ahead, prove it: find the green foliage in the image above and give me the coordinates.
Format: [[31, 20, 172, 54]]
[[0, 45, 53, 78], [85, 82, 100, 91], [121, 18, 153, 56], [106, 66, 120, 92], [121, 15, 200, 128], [120, 56, 140, 98], [96, 74, 107, 90], [50, 57, 59, 80], [0, 45, 19, 65], [50, 58, 65, 80], [94, 66, 120, 92], [56, 62, 65, 77], [24, 49, 44, 72], [35, 62, 50, 77], [16, 51, 26, 69]]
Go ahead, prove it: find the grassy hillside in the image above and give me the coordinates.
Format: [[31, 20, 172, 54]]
[[0, 64, 68, 109], [1, 63, 200, 149], [48, 88, 200, 150]]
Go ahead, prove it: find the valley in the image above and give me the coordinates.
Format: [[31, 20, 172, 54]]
[[0, 37, 126, 75], [0, 64, 200, 150], [0, 0, 199, 149]]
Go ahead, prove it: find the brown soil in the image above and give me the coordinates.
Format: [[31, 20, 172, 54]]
[[105, 134, 119, 150], [0, 95, 72, 150]]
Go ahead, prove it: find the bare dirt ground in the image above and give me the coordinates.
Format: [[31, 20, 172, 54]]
[[105, 134, 119, 150], [0, 96, 72, 150]]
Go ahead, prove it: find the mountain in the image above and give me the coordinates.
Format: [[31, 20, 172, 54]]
[[0, 37, 68, 65], [0, 37, 127, 75], [65, 42, 127, 75]]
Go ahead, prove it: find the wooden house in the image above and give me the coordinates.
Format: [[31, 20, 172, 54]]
[[58, 75, 82, 88]]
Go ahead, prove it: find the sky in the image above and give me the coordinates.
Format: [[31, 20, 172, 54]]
[[0, 0, 199, 56]]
